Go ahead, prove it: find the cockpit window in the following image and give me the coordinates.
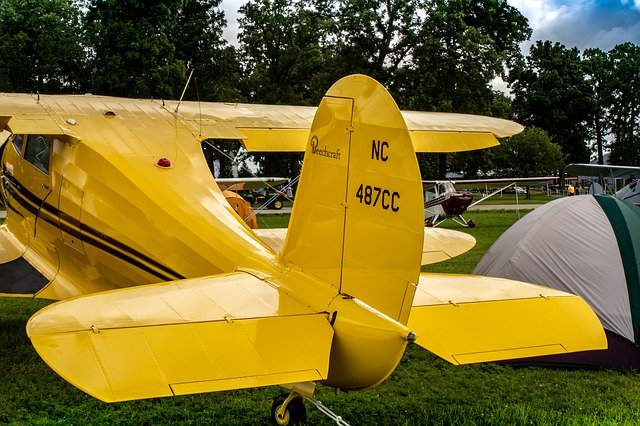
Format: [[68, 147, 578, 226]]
[[11, 134, 24, 155], [24, 134, 51, 174]]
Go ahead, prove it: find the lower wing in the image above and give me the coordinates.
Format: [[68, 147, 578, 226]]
[[27, 272, 333, 402], [255, 227, 476, 266], [409, 273, 607, 364]]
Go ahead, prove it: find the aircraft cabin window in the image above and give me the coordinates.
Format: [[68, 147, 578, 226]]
[[11, 134, 24, 155], [24, 134, 51, 174]]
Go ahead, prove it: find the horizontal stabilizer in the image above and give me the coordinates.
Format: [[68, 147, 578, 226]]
[[27, 272, 333, 402], [408, 274, 607, 364], [255, 227, 475, 265]]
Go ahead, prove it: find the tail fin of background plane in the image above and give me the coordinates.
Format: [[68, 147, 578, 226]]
[[280, 75, 424, 324]]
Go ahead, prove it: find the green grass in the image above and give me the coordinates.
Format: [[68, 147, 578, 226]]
[[3, 210, 640, 424]]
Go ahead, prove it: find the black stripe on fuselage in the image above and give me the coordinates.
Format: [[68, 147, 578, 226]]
[[4, 176, 185, 282]]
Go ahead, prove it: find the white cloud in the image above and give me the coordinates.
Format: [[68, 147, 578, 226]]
[[508, 0, 640, 52], [221, 0, 245, 46]]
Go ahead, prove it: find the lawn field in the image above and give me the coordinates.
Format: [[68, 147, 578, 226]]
[[2, 210, 640, 424]]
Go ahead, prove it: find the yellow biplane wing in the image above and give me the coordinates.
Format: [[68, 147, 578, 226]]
[[409, 274, 607, 364], [254, 227, 476, 266], [1, 94, 520, 154], [27, 271, 333, 402], [170, 101, 522, 153]]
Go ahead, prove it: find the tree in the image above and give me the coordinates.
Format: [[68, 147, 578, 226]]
[[171, 0, 243, 101], [490, 127, 564, 177], [83, 0, 187, 98], [401, 0, 529, 178], [401, 0, 529, 114], [608, 43, 640, 166], [0, 0, 85, 93], [331, 0, 421, 86], [508, 41, 591, 164], [582, 48, 613, 165], [237, 0, 334, 105]]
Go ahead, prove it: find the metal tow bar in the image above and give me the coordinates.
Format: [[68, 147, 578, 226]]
[[306, 396, 351, 426]]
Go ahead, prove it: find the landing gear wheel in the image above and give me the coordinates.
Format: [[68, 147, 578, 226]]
[[466, 219, 475, 228], [272, 200, 283, 210], [271, 393, 307, 425]]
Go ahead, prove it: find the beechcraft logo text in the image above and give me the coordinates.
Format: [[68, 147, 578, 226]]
[[310, 135, 341, 160]]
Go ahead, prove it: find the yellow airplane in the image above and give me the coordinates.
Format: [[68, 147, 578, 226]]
[[0, 75, 605, 424]]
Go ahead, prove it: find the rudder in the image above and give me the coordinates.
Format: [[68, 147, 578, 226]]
[[280, 75, 424, 324]]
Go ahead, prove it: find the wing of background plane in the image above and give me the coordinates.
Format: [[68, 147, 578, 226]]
[[27, 271, 334, 402], [565, 163, 640, 179], [216, 177, 288, 191], [409, 274, 607, 364], [169, 101, 523, 153], [430, 176, 559, 188], [565, 164, 640, 205], [254, 227, 476, 265]]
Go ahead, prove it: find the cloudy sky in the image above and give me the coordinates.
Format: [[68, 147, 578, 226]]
[[220, 0, 640, 53], [509, 0, 640, 53]]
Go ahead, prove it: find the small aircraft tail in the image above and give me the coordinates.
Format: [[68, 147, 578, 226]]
[[280, 75, 424, 324]]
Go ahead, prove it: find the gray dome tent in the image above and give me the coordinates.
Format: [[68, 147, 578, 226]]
[[474, 194, 640, 369]]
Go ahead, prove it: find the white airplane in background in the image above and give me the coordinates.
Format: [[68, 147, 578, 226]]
[[565, 163, 640, 206], [423, 176, 558, 227]]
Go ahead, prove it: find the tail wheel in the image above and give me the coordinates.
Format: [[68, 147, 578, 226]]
[[271, 393, 307, 425], [272, 200, 284, 210]]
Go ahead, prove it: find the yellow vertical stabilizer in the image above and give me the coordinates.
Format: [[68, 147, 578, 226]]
[[280, 75, 424, 323]]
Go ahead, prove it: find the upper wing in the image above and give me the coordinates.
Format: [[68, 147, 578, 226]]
[[408, 273, 607, 364], [171, 101, 523, 153], [216, 177, 288, 191], [401, 111, 522, 153], [254, 227, 475, 265], [0, 93, 522, 153], [27, 272, 333, 402]]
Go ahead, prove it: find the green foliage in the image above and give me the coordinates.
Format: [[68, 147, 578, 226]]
[[607, 42, 640, 166], [0, 0, 85, 93], [399, 0, 528, 114], [83, 0, 187, 97], [332, 0, 421, 85], [508, 41, 591, 164], [490, 127, 565, 177], [238, 0, 334, 104], [582, 47, 613, 165], [82, 0, 240, 99], [172, 0, 244, 102]]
